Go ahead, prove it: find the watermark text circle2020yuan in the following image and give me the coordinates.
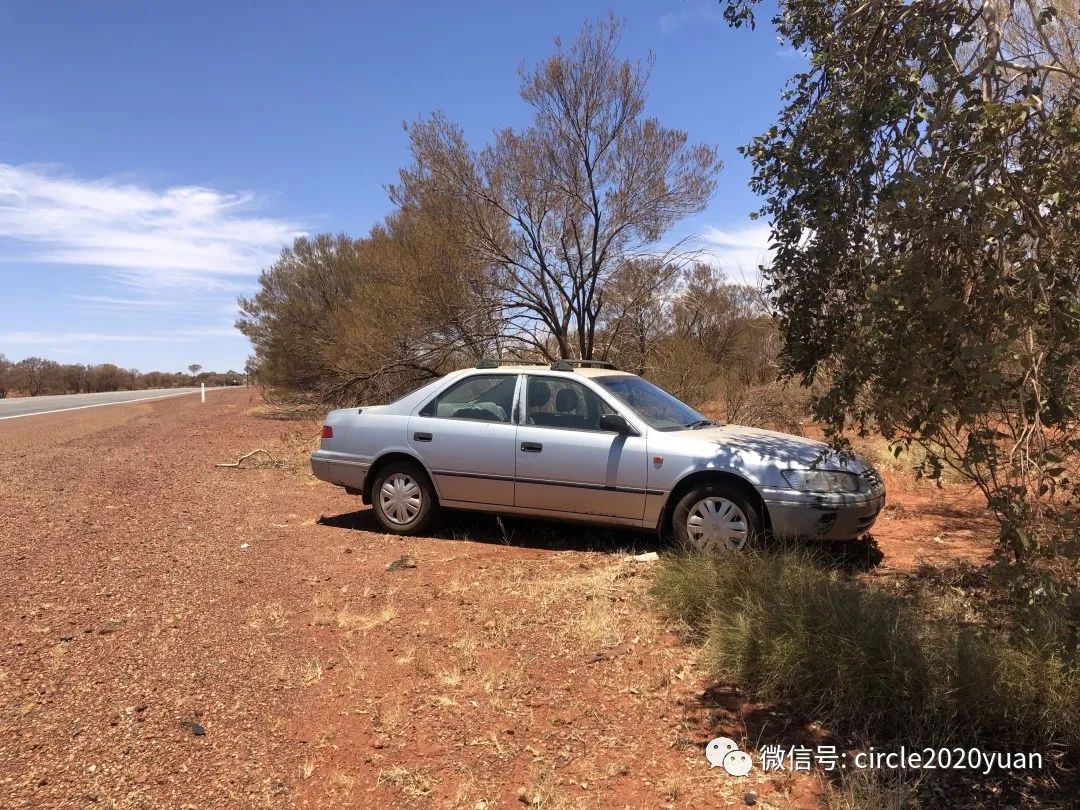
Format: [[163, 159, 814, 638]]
[[759, 744, 1043, 775]]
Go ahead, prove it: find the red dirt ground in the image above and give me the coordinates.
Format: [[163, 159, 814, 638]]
[[0, 389, 995, 808]]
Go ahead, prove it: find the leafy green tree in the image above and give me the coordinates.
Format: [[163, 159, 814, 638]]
[[723, 0, 1080, 560], [237, 216, 496, 407]]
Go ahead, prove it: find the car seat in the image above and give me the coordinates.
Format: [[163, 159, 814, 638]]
[[527, 379, 560, 426], [553, 387, 587, 429]]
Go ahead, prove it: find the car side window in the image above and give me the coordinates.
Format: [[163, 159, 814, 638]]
[[525, 377, 616, 432], [420, 374, 517, 423]]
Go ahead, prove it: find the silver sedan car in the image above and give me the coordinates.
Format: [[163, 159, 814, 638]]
[[310, 361, 885, 552]]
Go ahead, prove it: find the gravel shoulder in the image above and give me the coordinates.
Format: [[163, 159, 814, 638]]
[[0, 389, 994, 808]]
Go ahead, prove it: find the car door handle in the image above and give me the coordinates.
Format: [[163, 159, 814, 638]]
[[520, 441, 543, 453], [413, 432, 433, 442]]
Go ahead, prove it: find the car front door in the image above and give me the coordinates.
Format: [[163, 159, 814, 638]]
[[514, 375, 648, 520], [408, 373, 520, 507]]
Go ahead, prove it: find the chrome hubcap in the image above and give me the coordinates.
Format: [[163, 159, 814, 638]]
[[379, 473, 422, 525], [686, 497, 749, 552]]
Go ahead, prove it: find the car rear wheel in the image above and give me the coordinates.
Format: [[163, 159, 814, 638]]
[[672, 483, 762, 553], [371, 461, 438, 535]]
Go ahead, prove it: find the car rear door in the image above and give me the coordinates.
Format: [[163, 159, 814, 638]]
[[407, 373, 520, 507], [513, 375, 648, 520]]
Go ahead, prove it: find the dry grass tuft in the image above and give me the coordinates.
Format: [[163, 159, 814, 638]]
[[246, 601, 288, 632], [335, 601, 397, 632], [653, 550, 1080, 751], [299, 657, 324, 686], [825, 768, 923, 810], [447, 771, 491, 810], [437, 668, 464, 688], [524, 767, 585, 809], [373, 695, 405, 736], [519, 557, 658, 650], [378, 765, 435, 801], [326, 771, 356, 795]]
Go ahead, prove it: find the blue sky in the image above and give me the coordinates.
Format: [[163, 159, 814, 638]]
[[0, 0, 792, 373]]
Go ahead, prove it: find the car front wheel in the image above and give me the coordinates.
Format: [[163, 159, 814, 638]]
[[671, 483, 762, 553], [371, 461, 438, 535]]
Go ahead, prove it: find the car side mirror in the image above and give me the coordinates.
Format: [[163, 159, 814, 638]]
[[599, 413, 634, 435]]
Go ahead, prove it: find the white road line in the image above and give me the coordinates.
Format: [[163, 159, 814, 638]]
[[0, 390, 200, 421]]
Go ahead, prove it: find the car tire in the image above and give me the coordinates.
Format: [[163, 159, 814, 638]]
[[371, 461, 438, 535], [671, 482, 763, 554]]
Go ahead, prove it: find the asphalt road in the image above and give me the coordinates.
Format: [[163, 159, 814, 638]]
[[0, 388, 202, 420]]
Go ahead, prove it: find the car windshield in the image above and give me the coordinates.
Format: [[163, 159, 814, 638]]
[[595, 375, 711, 431]]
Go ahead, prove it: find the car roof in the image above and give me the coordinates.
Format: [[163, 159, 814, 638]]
[[574, 367, 630, 378], [458, 365, 632, 379]]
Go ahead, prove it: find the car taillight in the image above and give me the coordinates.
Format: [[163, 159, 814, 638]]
[[320, 425, 333, 439]]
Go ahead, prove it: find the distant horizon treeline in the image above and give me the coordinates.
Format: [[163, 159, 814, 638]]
[[0, 354, 243, 398]]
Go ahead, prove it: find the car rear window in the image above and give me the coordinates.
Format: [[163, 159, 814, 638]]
[[421, 374, 517, 423]]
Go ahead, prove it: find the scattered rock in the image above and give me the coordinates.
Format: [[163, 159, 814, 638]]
[[744, 791, 758, 806], [240, 543, 250, 550], [516, 786, 530, 804], [386, 556, 417, 571], [632, 551, 659, 563], [180, 721, 206, 736]]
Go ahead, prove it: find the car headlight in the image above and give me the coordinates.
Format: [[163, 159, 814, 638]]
[[781, 469, 865, 493]]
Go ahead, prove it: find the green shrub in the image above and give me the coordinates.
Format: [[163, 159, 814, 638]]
[[653, 551, 1080, 753]]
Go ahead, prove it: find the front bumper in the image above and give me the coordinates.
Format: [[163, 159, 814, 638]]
[[762, 489, 885, 541], [310, 450, 370, 493]]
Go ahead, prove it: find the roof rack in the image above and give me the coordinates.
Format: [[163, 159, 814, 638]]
[[475, 358, 550, 369], [549, 359, 618, 371]]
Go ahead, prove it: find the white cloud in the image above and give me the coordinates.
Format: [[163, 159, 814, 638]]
[[698, 223, 774, 283], [0, 163, 304, 290], [67, 294, 204, 313]]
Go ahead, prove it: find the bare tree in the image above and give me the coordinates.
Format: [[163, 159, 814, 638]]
[[598, 257, 680, 373], [392, 14, 720, 360]]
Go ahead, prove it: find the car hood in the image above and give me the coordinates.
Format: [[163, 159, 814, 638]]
[[686, 424, 870, 472]]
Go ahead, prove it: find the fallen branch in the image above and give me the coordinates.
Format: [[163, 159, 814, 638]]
[[214, 449, 279, 468]]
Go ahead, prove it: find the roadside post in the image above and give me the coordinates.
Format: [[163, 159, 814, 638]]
[[201, 383, 206, 403]]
